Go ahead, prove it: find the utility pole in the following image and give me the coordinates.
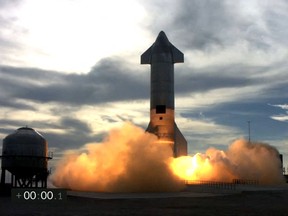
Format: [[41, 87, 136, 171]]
[[247, 121, 251, 142]]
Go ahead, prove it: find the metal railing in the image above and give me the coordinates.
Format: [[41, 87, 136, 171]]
[[185, 180, 236, 190], [185, 178, 260, 192], [232, 179, 259, 185]]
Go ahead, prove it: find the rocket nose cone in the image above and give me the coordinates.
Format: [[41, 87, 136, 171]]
[[154, 31, 170, 52], [158, 31, 166, 37], [156, 31, 169, 43]]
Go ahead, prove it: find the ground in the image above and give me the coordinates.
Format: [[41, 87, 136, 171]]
[[0, 188, 288, 216]]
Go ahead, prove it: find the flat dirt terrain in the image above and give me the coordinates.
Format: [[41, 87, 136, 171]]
[[0, 189, 288, 216]]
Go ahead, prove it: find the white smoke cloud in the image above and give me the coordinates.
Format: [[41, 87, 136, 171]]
[[51, 122, 184, 192], [52, 123, 284, 192]]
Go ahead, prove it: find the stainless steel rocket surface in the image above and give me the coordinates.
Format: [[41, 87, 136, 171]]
[[141, 31, 187, 157]]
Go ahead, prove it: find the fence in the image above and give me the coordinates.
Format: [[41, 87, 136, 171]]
[[185, 180, 236, 190], [185, 179, 259, 191]]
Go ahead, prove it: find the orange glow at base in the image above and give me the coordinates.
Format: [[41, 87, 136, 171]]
[[52, 122, 184, 192], [169, 154, 213, 182], [168, 139, 285, 184], [52, 123, 285, 193]]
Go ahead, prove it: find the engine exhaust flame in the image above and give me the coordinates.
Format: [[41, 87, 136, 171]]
[[51, 122, 184, 192], [52, 123, 285, 192], [170, 139, 285, 184]]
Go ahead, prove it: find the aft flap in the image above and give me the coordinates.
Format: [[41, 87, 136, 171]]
[[141, 45, 153, 64], [171, 45, 184, 63]]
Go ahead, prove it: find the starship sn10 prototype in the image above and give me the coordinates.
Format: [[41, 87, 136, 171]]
[[141, 31, 187, 157]]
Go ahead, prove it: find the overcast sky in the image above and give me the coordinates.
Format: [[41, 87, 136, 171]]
[[0, 0, 287, 167]]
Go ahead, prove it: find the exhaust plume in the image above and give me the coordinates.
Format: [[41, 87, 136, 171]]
[[51, 122, 184, 192], [52, 123, 285, 192], [170, 139, 285, 184]]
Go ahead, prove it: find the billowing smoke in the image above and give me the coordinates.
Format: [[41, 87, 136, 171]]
[[170, 139, 285, 184], [51, 122, 184, 192], [52, 123, 285, 192]]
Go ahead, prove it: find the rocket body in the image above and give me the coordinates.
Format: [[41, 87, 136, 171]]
[[141, 31, 187, 157]]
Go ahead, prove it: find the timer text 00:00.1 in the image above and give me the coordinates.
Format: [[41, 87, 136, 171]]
[[12, 189, 67, 202]]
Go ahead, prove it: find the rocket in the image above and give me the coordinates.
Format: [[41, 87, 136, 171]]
[[141, 31, 187, 157]]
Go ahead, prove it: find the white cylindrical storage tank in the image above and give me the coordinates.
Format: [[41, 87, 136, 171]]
[[1, 127, 51, 187]]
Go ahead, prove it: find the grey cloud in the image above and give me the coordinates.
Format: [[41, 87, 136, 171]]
[[0, 119, 62, 134], [0, 57, 285, 110], [0, 96, 35, 110], [0, 117, 98, 152], [0, 20, 22, 53], [0, 65, 65, 81], [1, 2, 287, 109], [0, 58, 148, 107], [170, 0, 239, 49], [1, 0, 288, 166], [60, 117, 92, 134], [269, 104, 288, 110], [176, 65, 252, 94], [264, 4, 288, 46], [142, 0, 288, 51], [0, 66, 66, 110], [142, 0, 243, 49], [0, 1, 26, 54], [0, 128, 14, 136], [0, 0, 21, 8], [43, 117, 103, 152], [100, 115, 119, 123], [0, 119, 26, 134]]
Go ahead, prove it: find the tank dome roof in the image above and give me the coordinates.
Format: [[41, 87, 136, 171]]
[[5, 126, 45, 139]]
